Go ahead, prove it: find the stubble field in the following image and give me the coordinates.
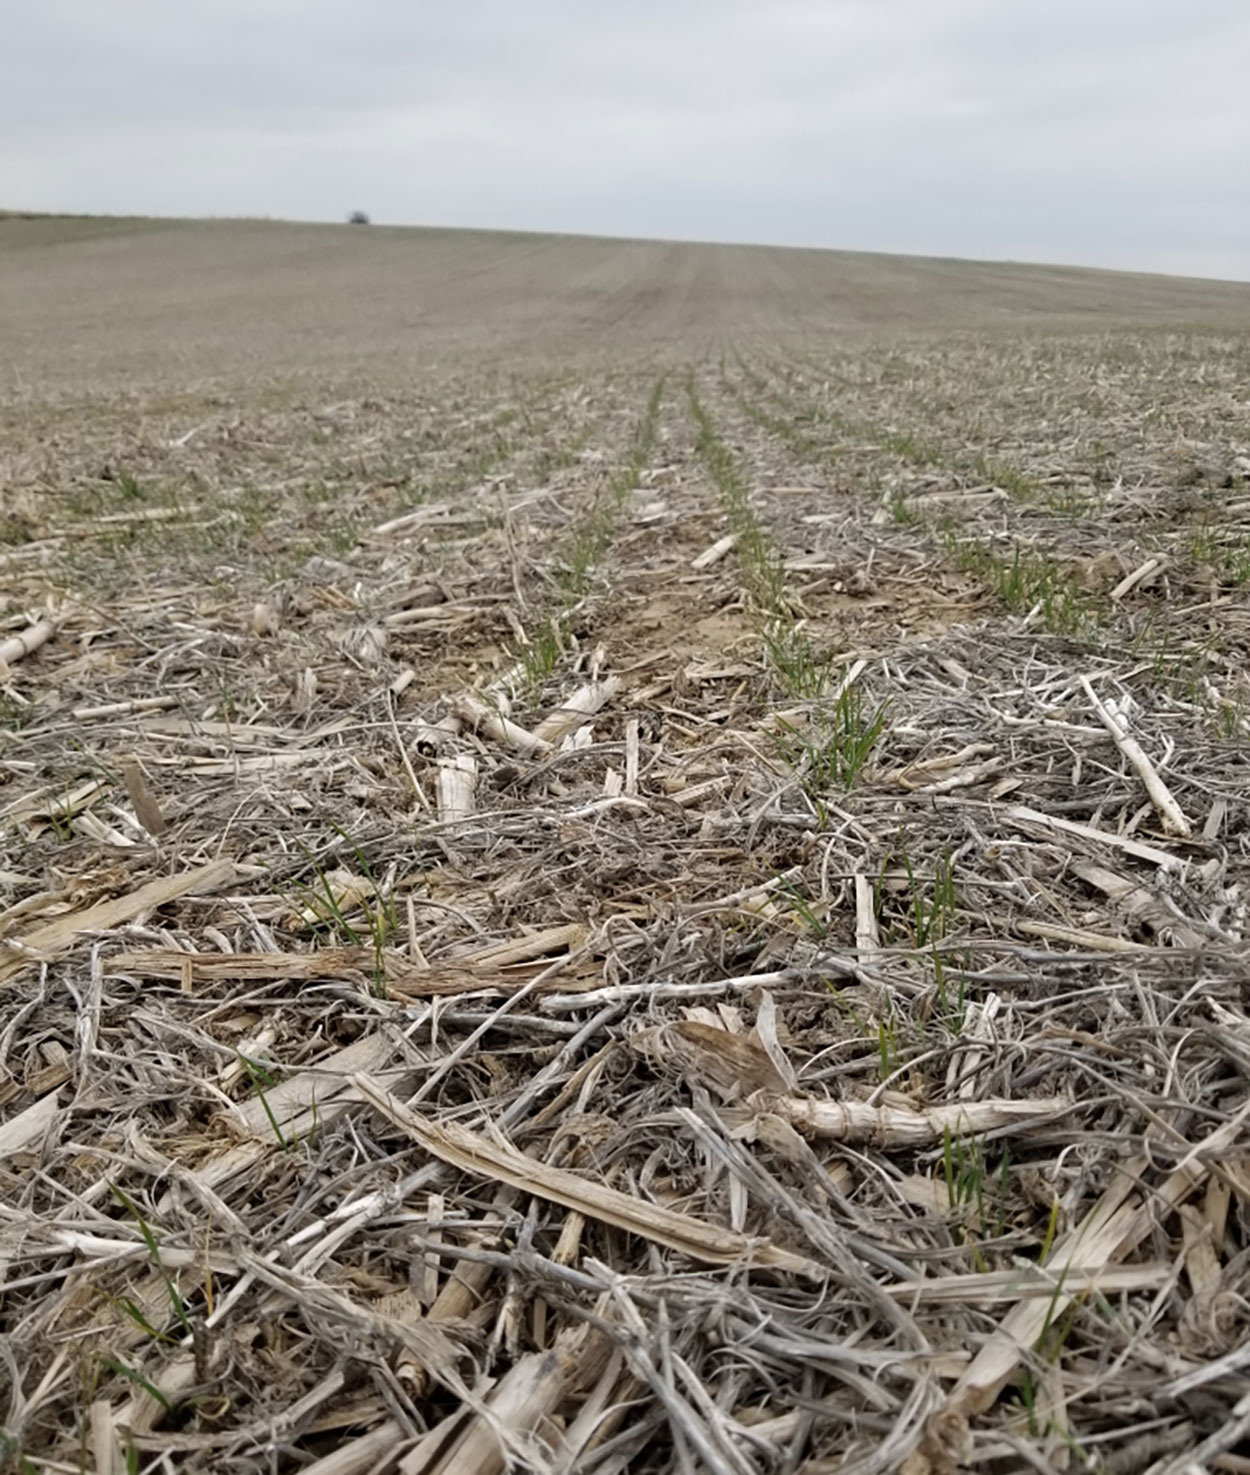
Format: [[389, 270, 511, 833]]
[[4, 215, 1250, 1474]]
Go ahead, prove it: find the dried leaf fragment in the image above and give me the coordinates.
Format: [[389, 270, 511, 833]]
[[121, 759, 167, 837]]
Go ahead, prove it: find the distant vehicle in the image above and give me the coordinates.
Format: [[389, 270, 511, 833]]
[[348, 211, 371, 226]]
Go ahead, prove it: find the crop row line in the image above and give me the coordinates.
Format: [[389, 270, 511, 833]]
[[513, 372, 667, 688]]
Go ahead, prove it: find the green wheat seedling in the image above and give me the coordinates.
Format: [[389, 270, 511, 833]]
[[882, 429, 941, 466], [287, 826, 397, 957], [941, 1128, 1011, 1269], [824, 683, 889, 787], [721, 361, 826, 461], [1039, 483, 1092, 518], [46, 794, 77, 844], [687, 376, 789, 619], [0, 690, 31, 732], [942, 1126, 982, 1213], [1217, 700, 1250, 740], [110, 1185, 192, 1340], [877, 1007, 899, 1084], [889, 489, 921, 526], [519, 618, 566, 688], [98, 1356, 172, 1414], [1187, 519, 1250, 589], [949, 536, 1094, 637], [906, 851, 957, 948], [774, 876, 829, 940], [235, 1050, 290, 1150], [0, 512, 37, 546], [779, 684, 889, 796], [561, 516, 608, 595], [1037, 1196, 1061, 1266], [726, 350, 860, 449], [285, 865, 364, 945], [762, 621, 833, 698], [0, 1431, 38, 1475], [932, 948, 970, 1035], [972, 452, 1034, 499], [1036, 1279, 1084, 1367], [1017, 1257, 1093, 1441], [328, 823, 399, 993], [990, 1143, 1012, 1242], [1224, 542, 1250, 588], [991, 545, 1043, 609]]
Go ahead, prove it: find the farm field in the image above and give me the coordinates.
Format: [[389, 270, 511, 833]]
[[3, 215, 1250, 1473]]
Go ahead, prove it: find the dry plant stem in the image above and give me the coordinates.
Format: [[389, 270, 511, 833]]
[[854, 873, 880, 957], [881, 1264, 1168, 1302], [0, 1089, 61, 1156], [691, 533, 738, 569], [72, 694, 181, 719], [1015, 920, 1151, 952], [452, 692, 554, 757], [624, 716, 641, 794], [938, 1104, 1250, 1425], [0, 858, 239, 985], [120, 757, 168, 837], [354, 1075, 820, 1274], [412, 1322, 613, 1475], [1004, 804, 1179, 868], [1079, 673, 1192, 837], [752, 1092, 1069, 1146], [436, 754, 478, 822], [1158, 1392, 1250, 1475], [1110, 555, 1164, 600], [0, 617, 57, 672], [89, 1401, 123, 1475], [532, 676, 622, 745], [389, 691, 433, 810]]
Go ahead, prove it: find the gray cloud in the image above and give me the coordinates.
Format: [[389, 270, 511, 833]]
[[4, 0, 1248, 279]]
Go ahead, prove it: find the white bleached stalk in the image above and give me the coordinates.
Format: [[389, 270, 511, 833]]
[[775, 1093, 1068, 1147], [1079, 675, 1191, 837], [854, 874, 880, 958], [0, 618, 56, 673], [71, 694, 180, 720], [691, 533, 737, 569], [1110, 556, 1163, 602], [452, 693, 552, 757], [624, 717, 640, 795], [436, 755, 477, 822], [533, 677, 622, 745]]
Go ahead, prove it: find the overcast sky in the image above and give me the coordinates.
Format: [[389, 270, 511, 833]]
[[4, 0, 1248, 280]]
